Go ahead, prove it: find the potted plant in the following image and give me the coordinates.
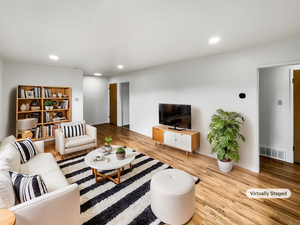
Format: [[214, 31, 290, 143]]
[[44, 100, 53, 110], [207, 109, 245, 172], [116, 146, 126, 160], [105, 136, 113, 151]]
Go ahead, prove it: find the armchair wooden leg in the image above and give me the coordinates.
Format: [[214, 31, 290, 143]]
[[94, 147, 96, 150]]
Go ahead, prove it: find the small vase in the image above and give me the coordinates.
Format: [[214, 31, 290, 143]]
[[58, 92, 63, 98], [26, 103, 30, 111], [116, 152, 126, 160], [20, 104, 26, 112]]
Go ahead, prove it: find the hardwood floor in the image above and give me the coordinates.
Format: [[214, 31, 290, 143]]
[[45, 123, 300, 225]]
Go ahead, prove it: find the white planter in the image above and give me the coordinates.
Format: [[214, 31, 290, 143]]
[[217, 160, 233, 172], [45, 106, 50, 110], [50, 106, 53, 110]]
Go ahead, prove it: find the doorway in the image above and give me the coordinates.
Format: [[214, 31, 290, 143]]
[[259, 65, 300, 165], [109, 83, 117, 125], [121, 82, 130, 128]]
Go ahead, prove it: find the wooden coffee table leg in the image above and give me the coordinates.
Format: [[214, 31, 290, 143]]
[[130, 163, 132, 171], [117, 168, 121, 184], [94, 168, 98, 183]]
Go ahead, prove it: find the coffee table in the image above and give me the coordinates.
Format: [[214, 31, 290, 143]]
[[84, 146, 136, 184]]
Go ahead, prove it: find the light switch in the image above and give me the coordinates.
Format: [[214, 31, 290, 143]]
[[278, 100, 282, 105], [75, 98, 79, 102]]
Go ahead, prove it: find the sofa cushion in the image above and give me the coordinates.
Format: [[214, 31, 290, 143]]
[[19, 153, 59, 175], [0, 135, 16, 147], [41, 168, 69, 192], [13, 137, 37, 163], [65, 135, 95, 149], [0, 170, 15, 209], [63, 124, 84, 138], [61, 120, 86, 135], [0, 144, 21, 172], [9, 171, 48, 203]]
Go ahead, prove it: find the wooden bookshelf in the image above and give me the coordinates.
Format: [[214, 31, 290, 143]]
[[16, 85, 71, 141]]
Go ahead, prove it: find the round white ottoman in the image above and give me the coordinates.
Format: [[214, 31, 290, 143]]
[[150, 169, 195, 225]]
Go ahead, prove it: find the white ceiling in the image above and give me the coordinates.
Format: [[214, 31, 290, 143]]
[[1, 0, 300, 76]]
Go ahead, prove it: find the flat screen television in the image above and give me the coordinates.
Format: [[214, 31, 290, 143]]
[[159, 103, 191, 130]]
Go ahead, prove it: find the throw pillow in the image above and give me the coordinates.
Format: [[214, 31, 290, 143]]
[[0, 144, 21, 172], [13, 137, 37, 163], [0, 171, 15, 209], [63, 123, 84, 138], [9, 171, 48, 203], [0, 135, 17, 147]]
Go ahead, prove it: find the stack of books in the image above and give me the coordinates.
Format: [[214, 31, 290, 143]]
[[43, 88, 52, 98]]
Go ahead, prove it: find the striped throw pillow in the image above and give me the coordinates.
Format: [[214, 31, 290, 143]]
[[13, 137, 37, 163], [63, 124, 84, 138], [9, 171, 48, 203]]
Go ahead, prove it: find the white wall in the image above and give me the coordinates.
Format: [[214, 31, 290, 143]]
[[2, 62, 84, 137], [0, 57, 3, 140], [121, 82, 130, 125], [83, 75, 109, 125], [259, 65, 300, 163], [108, 38, 300, 173]]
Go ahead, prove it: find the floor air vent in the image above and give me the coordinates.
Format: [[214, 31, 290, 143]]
[[260, 146, 285, 161]]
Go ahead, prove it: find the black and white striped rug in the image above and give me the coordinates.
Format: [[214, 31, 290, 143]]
[[57, 151, 200, 225]]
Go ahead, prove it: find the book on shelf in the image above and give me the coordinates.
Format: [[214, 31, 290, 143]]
[[18, 86, 21, 98], [63, 100, 69, 109], [47, 89, 52, 98], [52, 117, 66, 122], [42, 126, 47, 138], [35, 126, 40, 139]]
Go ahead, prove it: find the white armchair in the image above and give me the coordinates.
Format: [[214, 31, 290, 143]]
[[55, 120, 97, 157]]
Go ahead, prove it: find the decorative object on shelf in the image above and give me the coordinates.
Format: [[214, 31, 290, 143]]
[[31, 100, 39, 106], [20, 104, 27, 112], [44, 100, 53, 110], [57, 92, 63, 98], [31, 106, 40, 110], [16, 118, 37, 139], [24, 114, 29, 119], [57, 106, 62, 109], [207, 109, 245, 173], [26, 103, 30, 111], [53, 113, 57, 118], [116, 146, 126, 160], [57, 112, 63, 117], [53, 94, 57, 98], [21, 89, 25, 98], [53, 101, 57, 105], [63, 95, 67, 97], [104, 136, 113, 151], [25, 91, 34, 98]]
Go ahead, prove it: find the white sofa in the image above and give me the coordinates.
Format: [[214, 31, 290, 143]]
[[0, 136, 80, 225], [55, 120, 97, 157]]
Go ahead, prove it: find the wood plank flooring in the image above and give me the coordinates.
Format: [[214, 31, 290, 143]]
[[45, 123, 300, 225]]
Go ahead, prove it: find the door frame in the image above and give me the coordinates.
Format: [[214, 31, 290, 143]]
[[120, 82, 130, 127], [289, 69, 294, 163]]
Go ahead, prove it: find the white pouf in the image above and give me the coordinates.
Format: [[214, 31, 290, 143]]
[[150, 169, 195, 225]]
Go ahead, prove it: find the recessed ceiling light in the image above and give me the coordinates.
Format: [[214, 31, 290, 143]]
[[209, 37, 220, 44], [118, 65, 124, 69], [94, 73, 101, 76], [49, 55, 59, 60]]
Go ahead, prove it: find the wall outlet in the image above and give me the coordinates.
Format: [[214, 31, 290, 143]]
[[75, 98, 79, 102], [278, 100, 282, 105]]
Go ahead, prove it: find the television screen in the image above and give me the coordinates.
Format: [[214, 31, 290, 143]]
[[159, 103, 191, 129]]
